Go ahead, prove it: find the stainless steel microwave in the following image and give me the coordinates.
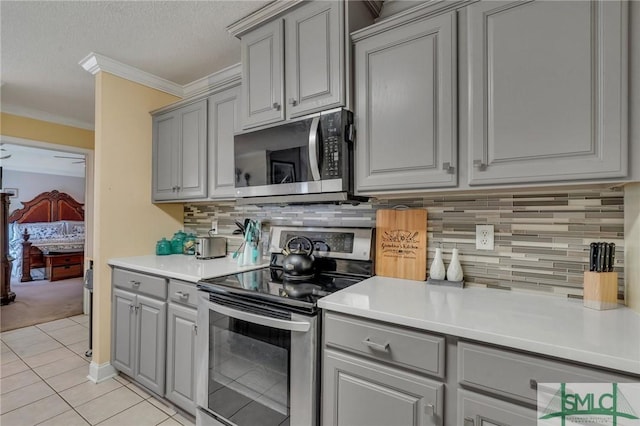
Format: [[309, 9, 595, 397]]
[[234, 108, 364, 205]]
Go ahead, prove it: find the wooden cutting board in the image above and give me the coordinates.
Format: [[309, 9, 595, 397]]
[[375, 208, 428, 281]]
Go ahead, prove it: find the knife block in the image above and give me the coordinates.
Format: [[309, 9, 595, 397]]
[[583, 272, 618, 310]]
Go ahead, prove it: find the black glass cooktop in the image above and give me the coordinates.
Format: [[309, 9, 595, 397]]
[[198, 267, 363, 314]]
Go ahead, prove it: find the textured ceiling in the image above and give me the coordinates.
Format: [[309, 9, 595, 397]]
[[0, 0, 270, 129]]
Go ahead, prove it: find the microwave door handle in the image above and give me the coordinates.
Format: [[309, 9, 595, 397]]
[[206, 300, 311, 332], [308, 116, 321, 181]]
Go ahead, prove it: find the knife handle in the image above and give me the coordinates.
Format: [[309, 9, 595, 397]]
[[609, 243, 616, 272], [589, 243, 597, 272], [596, 242, 605, 272], [603, 243, 611, 273]]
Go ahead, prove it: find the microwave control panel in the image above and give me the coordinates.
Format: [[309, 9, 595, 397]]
[[320, 110, 351, 179]]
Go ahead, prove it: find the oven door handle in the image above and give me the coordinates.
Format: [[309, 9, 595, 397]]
[[206, 300, 311, 332]]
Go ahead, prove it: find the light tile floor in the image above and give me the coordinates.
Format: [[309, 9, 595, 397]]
[[0, 315, 196, 426]]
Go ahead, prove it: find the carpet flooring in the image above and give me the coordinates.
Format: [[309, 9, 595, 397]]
[[1, 277, 84, 332]]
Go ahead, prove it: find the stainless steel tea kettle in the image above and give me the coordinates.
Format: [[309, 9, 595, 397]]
[[282, 236, 315, 280]]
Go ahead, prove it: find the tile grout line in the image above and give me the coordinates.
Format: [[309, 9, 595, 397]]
[[2, 316, 195, 426]]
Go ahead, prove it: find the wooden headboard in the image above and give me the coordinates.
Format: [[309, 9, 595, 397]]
[[7, 190, 84, 223]]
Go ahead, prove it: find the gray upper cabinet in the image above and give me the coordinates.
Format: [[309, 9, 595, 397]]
[[241, 19, 285, 128], [467, 0, 628, 185], [152, 100, 208, 201], [239, 1, 365, 130], [208, 85, 242, 199], [354, 11, 457, 192], [285, 1, 342, 119]]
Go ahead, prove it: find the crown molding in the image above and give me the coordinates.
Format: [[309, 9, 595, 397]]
[[183, 63, 242, 98], [227, 0, 303, 38], [79, 52, 184, 97], [1, 104, 94, 130], [79, 53, 243, 105]]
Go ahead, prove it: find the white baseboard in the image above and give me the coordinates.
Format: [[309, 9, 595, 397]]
[[87, 361, 117, 383]]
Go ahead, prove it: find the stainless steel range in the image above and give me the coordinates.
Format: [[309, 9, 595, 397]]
[[195, 226, 374, 426]]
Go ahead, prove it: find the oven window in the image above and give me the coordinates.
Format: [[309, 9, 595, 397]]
[[208, 311, 290, 426]]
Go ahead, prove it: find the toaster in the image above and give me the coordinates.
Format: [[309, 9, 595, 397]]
[[195, 236, 226, 260]]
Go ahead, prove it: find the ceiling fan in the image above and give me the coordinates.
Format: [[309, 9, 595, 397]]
[[54, 155, 85, 164]]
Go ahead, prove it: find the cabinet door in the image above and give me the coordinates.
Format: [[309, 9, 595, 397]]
[[323, 349, 442, 426], [165, 303, 197, 415], [111, 288, 136, 377], [458, 390, 536, 426], [285, 1, 342, 118], [152, 111, 179, 201], [467, 0, 627, 185], [134, 294, 167, 395], [355, 12, 457, 192], [241, 19, 284, 128], [208, 86, 241, 199], [177, 100, 208, 199]]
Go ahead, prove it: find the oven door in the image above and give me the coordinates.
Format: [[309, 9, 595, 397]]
[[196, 290, 318, 426]]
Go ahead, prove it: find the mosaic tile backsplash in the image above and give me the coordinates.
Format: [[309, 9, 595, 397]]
[[184, 188, 625, 298]]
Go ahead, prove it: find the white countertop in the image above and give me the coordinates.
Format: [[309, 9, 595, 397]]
[[108, 254, 268, 282], [318, 276, 640, 375]]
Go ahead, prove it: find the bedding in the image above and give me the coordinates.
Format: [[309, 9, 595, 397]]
[[9, 220, 85, 278]]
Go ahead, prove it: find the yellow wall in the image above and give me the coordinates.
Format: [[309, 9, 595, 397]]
[[626, 183, 640, 313], [93, 72, 182, 365], [0, 113, 94, 149]]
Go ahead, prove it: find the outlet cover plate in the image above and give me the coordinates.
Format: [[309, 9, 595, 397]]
[[210, 220, 218, 234], [476, 224, 494, 250]]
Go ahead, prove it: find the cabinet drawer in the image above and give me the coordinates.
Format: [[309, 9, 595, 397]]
[[168, 280, 198, 308], [458, 342, 635, 405], [50, 264, 83, 281], [324, 312, 445, 378], [49, 254, 83, 266], [112, 268, 167, 300]]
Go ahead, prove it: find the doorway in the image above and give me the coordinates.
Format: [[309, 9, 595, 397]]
[[1, 137, 94, 331]]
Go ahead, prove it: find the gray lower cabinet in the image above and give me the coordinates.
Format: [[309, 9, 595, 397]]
[[323, 349, 443, 426], [322, 312, 444, 425], [165, 302, 197, 415], [207, 85, 241, 199], [354, 10, 457, 192], [152, 99, 208, 201], [467, 0, 628, 185], [112, 287, 167, 396], [458, 390, 536, 426]]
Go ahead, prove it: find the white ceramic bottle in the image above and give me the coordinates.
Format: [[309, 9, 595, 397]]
[[447, 248, 463, 281], [429, 248, 446, 280]]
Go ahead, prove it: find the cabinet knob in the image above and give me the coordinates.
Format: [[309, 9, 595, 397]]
[[443, 162, 455, 174], [424, 403, 435, 416], [176, 186, 181, 191], [473, 160, 487, 171], [464, 417, 474, 426], [530, 379, 538, 390], [130, 280, 141, 286], [175, 291, 188, 300], [362, 338, 390, 352], [288, 98, 297, 106], [272, 102, 281, 111], [193, 324, 198, 335]]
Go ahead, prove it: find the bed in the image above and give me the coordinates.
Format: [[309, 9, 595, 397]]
[[8, 190, 85, 282]]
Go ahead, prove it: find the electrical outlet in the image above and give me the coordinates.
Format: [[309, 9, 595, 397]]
[[476, 224, 494, 250], [210, 220, 218, 235]]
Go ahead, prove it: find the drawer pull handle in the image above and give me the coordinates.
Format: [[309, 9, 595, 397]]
[[130, 280, 141, 286], [473, 159, 487, 171], [530, 379, 538, 390], [424, 403, 435, 416], [175, 291, 188, 299], [362, 338, 389, 352], [464, 417, 474, 426]]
